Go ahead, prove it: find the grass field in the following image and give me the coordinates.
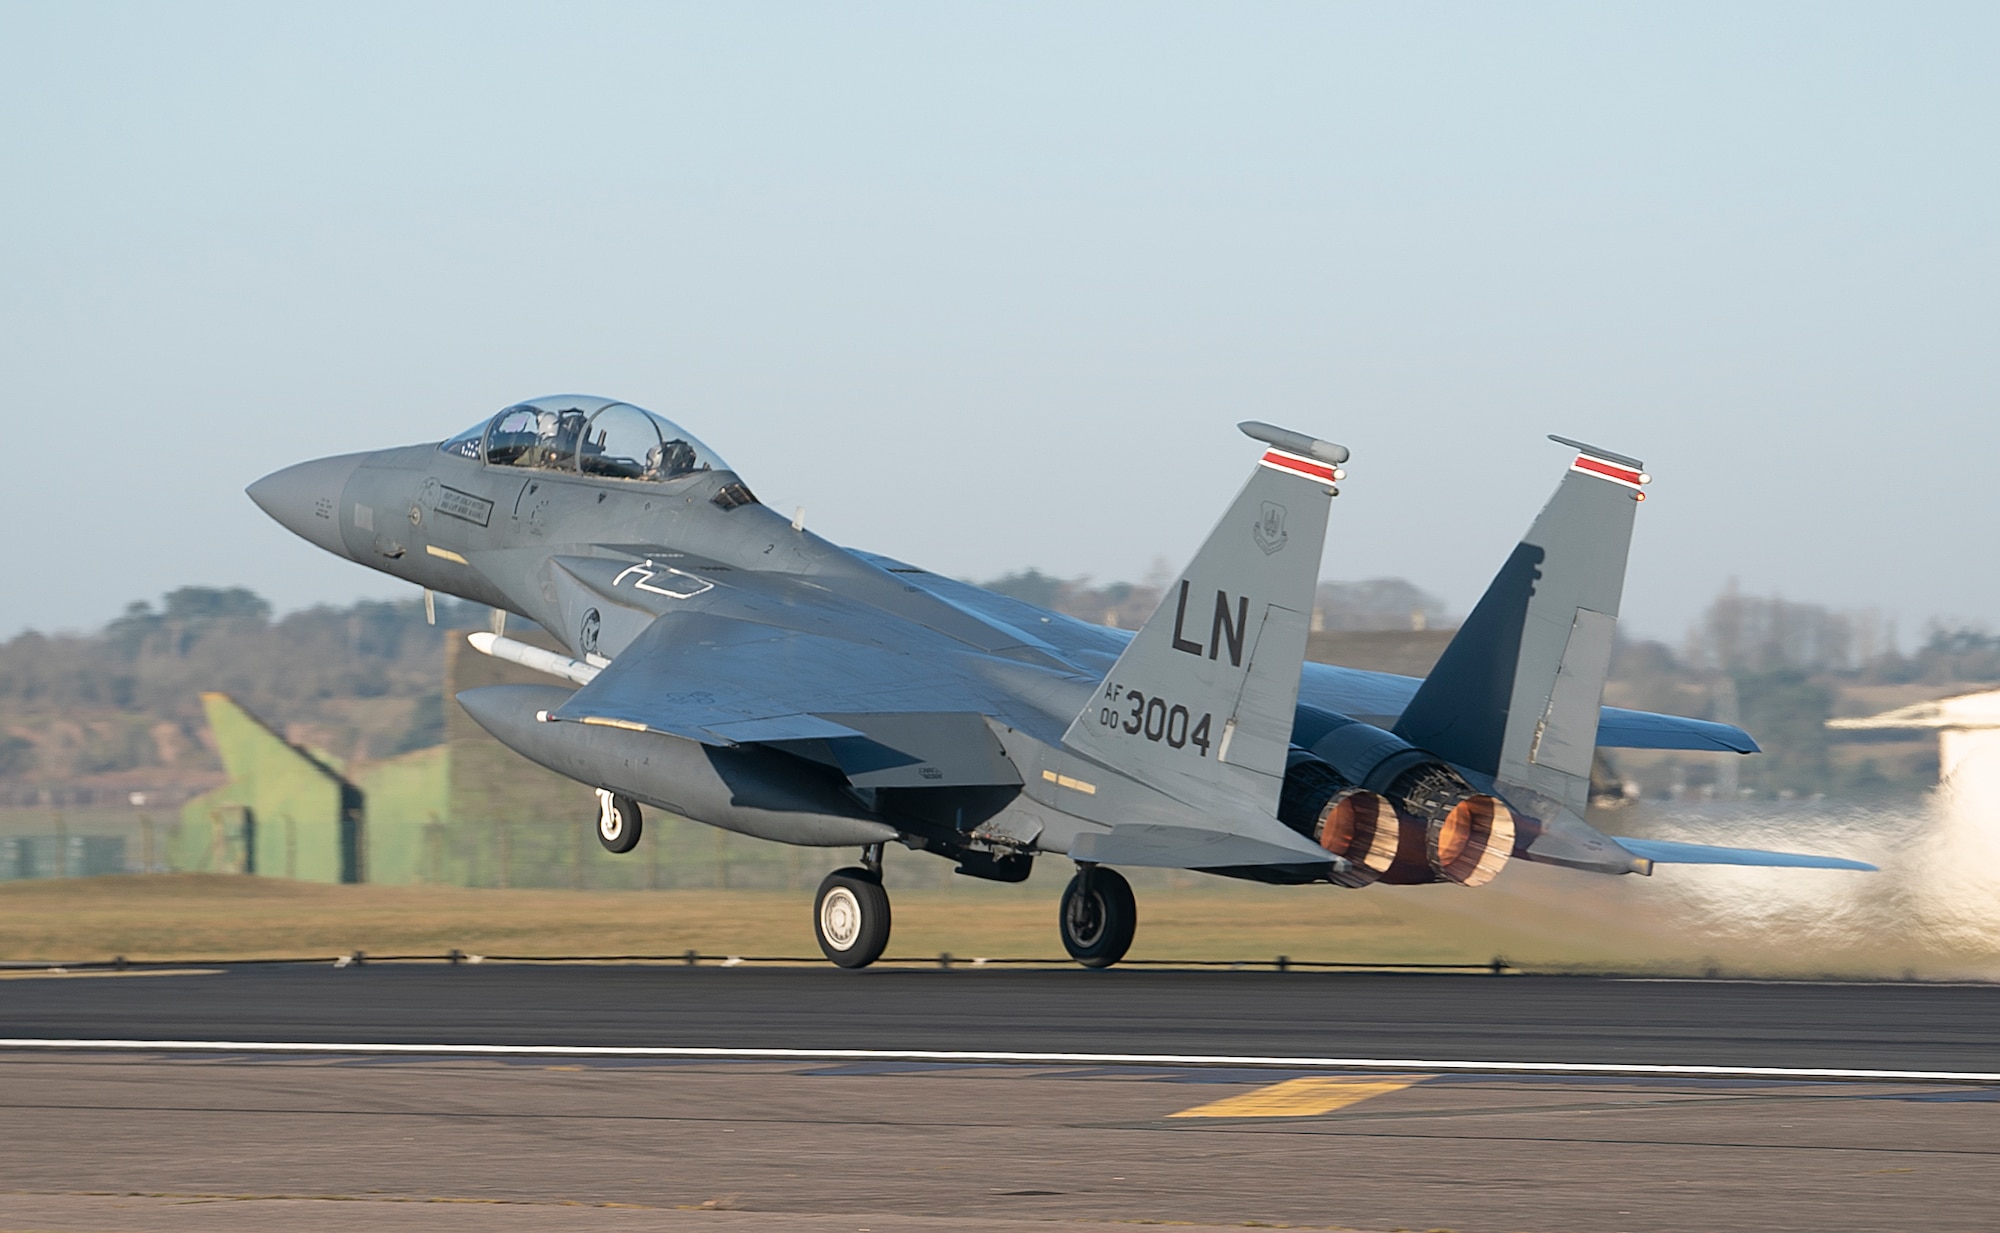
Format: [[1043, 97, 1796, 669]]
[[0, 872, 1455, 966], [4, 859, 1993, 979]]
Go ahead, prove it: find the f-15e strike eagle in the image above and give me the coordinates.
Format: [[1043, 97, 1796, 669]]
[[249, 396, 1872, 968]]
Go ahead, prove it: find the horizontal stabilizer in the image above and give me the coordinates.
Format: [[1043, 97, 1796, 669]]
[[1070, 823, 1343, 872], [1617, 838, 1877, 872]]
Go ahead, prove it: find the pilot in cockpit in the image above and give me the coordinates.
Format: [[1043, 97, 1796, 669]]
[[462, 398, 728, 480], [533, 409, 587, 468], [646, 438, 701, 480]]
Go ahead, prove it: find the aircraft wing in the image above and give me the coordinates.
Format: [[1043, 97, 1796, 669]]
[[1290, 664, 1759, 754], [1616, 838, 1877, 871], [1595, 708, 1759, 754], [545, 607, 1043, 787], [862, 558, 1761, 757], [548, 608, 944, 740], [868, 556, 1760, 752]]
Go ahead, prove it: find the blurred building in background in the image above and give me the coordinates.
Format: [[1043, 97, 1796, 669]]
[[173, 633, 614, 888], [1830, 689, 2000, 802]]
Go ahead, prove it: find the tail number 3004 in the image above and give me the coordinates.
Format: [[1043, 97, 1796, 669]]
[[1097, 685, 1212, 757]]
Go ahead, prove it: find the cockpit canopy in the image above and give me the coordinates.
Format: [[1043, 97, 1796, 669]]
[[440, 396, 730, 482]]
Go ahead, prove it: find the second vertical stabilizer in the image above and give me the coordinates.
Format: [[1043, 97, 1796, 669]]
[[1392, 437, 1647, 823]]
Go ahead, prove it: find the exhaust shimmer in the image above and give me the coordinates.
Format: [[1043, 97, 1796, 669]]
[[1374, 792, 2000, 980]]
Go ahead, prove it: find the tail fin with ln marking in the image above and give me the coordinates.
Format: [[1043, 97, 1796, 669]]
[[1061, 422, 1346, 816]]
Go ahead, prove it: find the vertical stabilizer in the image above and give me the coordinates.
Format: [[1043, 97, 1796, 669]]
[[1062, 423, 1346, 814], [1392, 437, 1648, 821]]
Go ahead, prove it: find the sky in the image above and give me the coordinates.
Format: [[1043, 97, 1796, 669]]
[[1, 2, 1994, 646]]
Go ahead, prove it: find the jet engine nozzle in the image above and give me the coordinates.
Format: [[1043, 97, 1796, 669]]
[[1316, 790, 1397, 887], [1275, 752, 1396, 886], [1426, 794, 1516, 887], [1377, 765, 1519, 887], [1294, 710, 1522, 887]]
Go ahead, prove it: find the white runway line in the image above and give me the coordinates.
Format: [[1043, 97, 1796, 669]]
[[0, 1038, 1996, 1085]]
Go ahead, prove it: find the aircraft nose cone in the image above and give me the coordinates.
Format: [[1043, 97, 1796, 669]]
[[247, 452, 369, 558]]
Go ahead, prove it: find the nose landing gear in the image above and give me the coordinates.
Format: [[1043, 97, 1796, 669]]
[[1059, 864, 1136, 968], [595, 789, 642, 854]]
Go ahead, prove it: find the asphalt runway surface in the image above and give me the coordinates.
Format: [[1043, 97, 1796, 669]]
[[4, 964, 2000, 1072], [3, 967, 1998, 1232]]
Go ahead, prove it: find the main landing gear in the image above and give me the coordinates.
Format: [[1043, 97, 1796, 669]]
[[804, 845, 1138, 972], [595, 789, 642, 854], [1059, 864, 1136, 968], [814, 842, 891, 968]]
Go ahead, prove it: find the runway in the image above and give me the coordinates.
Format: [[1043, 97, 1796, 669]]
[[3, 967, 1997, 1232], [4, 963, 1999, 1072]]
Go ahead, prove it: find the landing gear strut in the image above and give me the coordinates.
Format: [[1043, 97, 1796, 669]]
[[595, 789, 642, 854], [815, 854, 892, 969], [1059, 864, 1136, 969]]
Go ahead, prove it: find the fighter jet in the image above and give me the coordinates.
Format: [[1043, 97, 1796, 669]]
[[249, 396, 1872, 968]]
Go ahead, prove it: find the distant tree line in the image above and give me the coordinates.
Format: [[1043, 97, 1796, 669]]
[[980, 569, 1451, 632], [1609, 583, 2000, 798], [0, 586, 487, 784], [0, 577, 1992, 801]]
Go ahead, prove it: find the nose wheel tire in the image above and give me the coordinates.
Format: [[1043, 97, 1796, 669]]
[[1059, 866, 1136, 969], [595, 790, 642, 854], [814, 868, 892, 969]]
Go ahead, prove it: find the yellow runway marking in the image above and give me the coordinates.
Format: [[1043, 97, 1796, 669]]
[[1169, 1075, 1424, 1118], [0, 968, 223, 981]]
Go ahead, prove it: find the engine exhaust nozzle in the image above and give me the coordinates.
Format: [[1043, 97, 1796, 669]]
[[1313, 789, 1397, 887], [1427, 794, 1516, 887]]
